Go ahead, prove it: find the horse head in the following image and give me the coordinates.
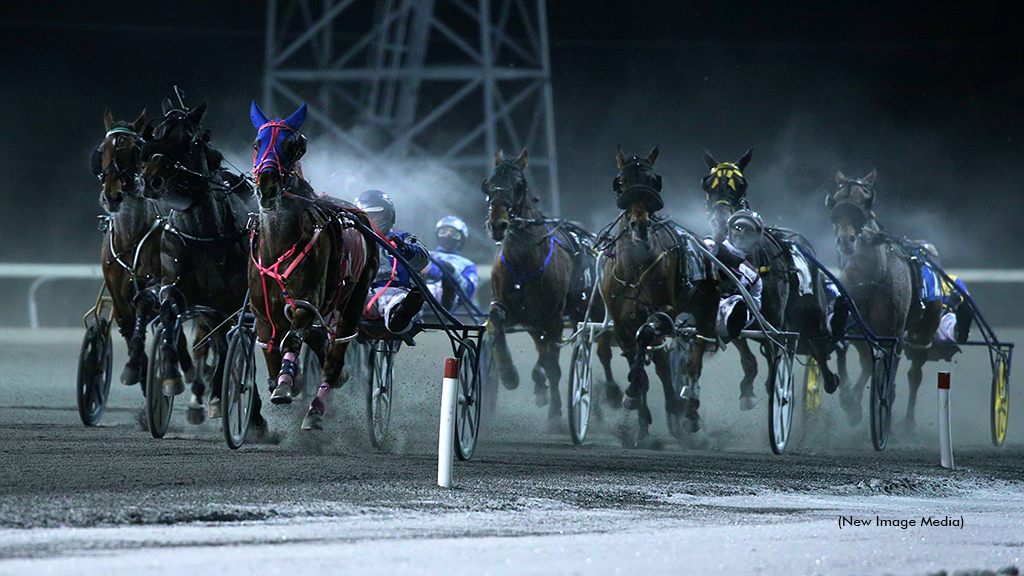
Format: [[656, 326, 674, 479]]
[[92, 108, 146, 213], [250, 101, 308, 210], [614, 145, 662, 242], [701, 148, 752, 243], [826, 170, 877, 256], [140, 97, 211, 210], [482, 148, 531, 242]]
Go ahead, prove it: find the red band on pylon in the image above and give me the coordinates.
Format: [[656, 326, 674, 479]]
[[938, 372, 951, 390], [444, 357, 459, 379]]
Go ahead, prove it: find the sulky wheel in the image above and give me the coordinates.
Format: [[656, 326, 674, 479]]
[[222, 324, 257, 450], [567, 332, 594, 445], [454, 340, 482, 461], [145, 323, 174, 438], [991, 353, 1010, 447], [479, 333, 498, 421], [870, 346, 899, 451], [803, 357, 822, 415], [366, 340, 399, 451], [76, 318, 114, 426], [768, 347, 795, 455]]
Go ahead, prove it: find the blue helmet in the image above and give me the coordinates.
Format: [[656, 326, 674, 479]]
[[436, 215, 468, 252], [355, 189, 396, 234]]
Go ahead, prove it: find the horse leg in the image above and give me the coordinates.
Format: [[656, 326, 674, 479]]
[[653, 348, 684, 437], [903, 355, 925, 432], [158, 290, 187, 396], [272, 308, 315, 405], [530, 331, 549, 408], [539, 330, 564, 427], [637, 391, 652, 444], [206, 327, 228, 419], [734, 339, 759, 411], [302, 271, 367, 431], [680, 339, 707, 433], [489, 303, 519, 390], [623, 343, 648, 411], [122, 288, 158, 386], [596, 332, 622, 408]]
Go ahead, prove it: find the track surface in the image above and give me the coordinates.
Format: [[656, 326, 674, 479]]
[[0, 329, 1022, 575]]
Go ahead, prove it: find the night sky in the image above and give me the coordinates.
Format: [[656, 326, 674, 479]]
[[2, 1, 1022, 270]]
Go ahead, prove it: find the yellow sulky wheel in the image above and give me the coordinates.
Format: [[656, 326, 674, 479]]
[[803, 358, 822, 414], [991, 356, 1010, 447]]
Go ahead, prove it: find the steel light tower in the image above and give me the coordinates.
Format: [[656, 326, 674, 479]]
[[263, 0, 560, 213]]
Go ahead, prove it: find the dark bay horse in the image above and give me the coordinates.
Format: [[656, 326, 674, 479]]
[[248, 102, 379, 431], [91, 108, 163, 387], [484, 149, 616, 429], [604, 146, 719, 441], [827, 171, 942, 427], [141, 95, 258, 427], [702, 149, 839, 407]]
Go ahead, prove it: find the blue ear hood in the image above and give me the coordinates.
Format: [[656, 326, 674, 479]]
[[251, 101, 269, 128], [284, 104, 307, 129]]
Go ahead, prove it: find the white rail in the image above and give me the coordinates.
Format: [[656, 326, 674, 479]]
[[0, 264, 104, 329]]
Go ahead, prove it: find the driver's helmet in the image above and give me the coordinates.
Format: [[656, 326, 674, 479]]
[[435, 215, 469, 252], [726, 209, 764, 256], [355, 189, 396, 235]]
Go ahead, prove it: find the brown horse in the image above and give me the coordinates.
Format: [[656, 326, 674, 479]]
[[142, 96, 255, 426], [603, 146, 719, 442], [248, 102, 379, 431], [701, 149, 840, 407], [92, 108, 164, 388], [484, 149, 617, 429], [827, 170, 942, 428]]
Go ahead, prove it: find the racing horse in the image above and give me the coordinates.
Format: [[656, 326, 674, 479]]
[[141, 94, 259, 427], [248, 102, 379, 431], [702, 149, 840, 407], [827, 170, 942, 427], [484, 149, 616, 428], [603, 146, 719, 441], [91, 108, 164, 387]]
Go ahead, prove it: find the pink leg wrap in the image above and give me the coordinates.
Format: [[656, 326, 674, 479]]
[[309, 383, 330, 415], [277, 351, 298, 388]]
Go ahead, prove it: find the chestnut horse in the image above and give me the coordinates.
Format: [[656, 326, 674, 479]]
[[827, 171, 942, 428], [248, 102, 379, 431], [484, 149, 617, 430], [91, 108, 163, 388], [603, 146, 719, 442]]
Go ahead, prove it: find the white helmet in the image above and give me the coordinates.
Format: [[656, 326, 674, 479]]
[[436, 215, 469, 252], [726, 209, 763, 256]]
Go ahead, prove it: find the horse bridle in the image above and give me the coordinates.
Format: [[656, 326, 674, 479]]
[[702, 162, 749, 213], [485, 162, 530, 219], [92, 127, 143, 189], [614, 159, 664, 212], [827, 177, 875, 209]]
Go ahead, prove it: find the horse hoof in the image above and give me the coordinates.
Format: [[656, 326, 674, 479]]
[[163, 377, 184, 397], [271, 383, 294, 405], [683, 414, 702, 433], [739, 395, 758, 411], [622, 394, 641, 411], [301, 410, 323, 431], [823, 372, 839, 395], [120, 364, 141, 386], [207, 397, 222, 419], [501, 369, 519, 391], [534, 389, 550, 408]]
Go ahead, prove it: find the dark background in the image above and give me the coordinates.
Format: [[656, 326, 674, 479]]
[[2, 1, 1022, 324]]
